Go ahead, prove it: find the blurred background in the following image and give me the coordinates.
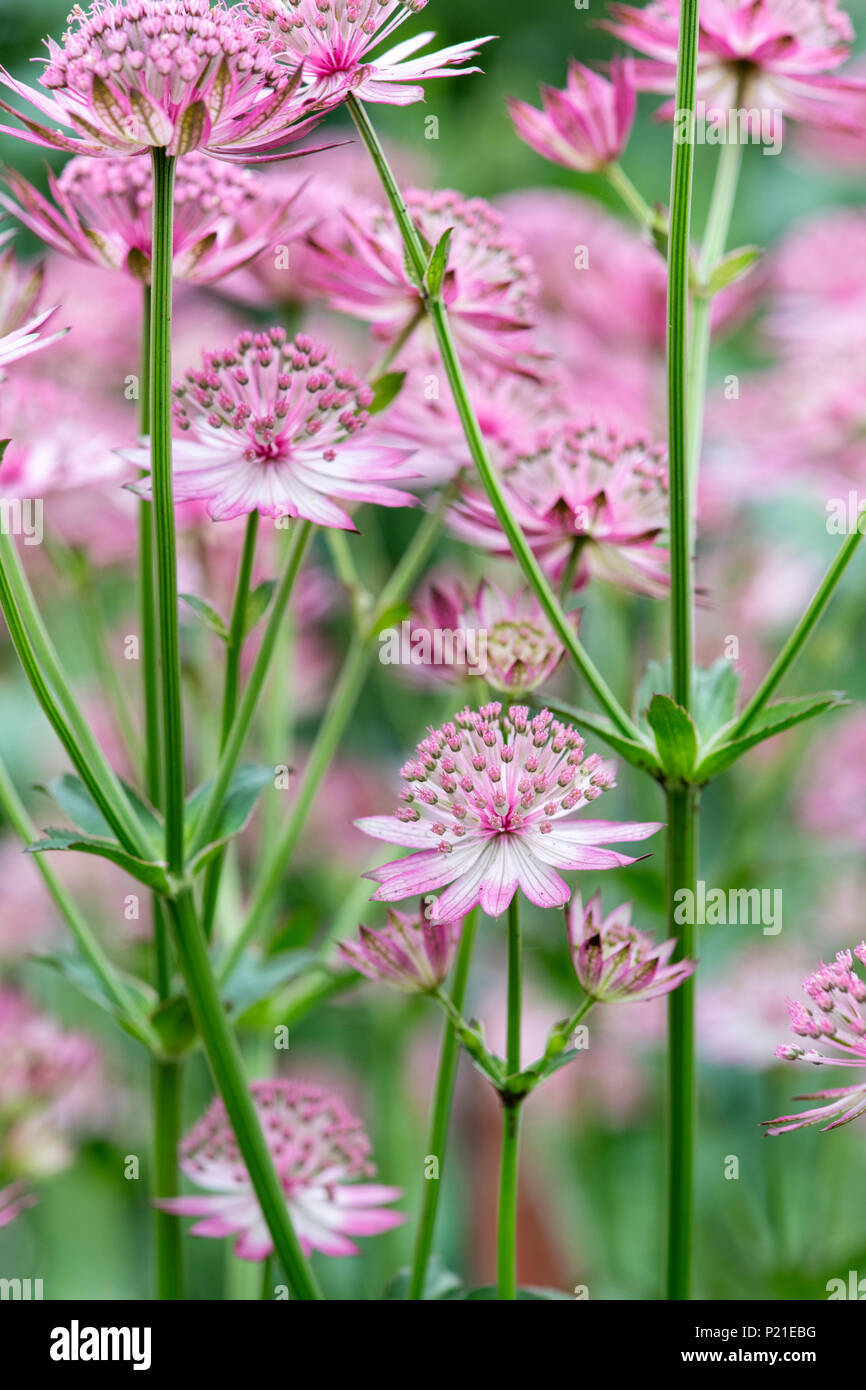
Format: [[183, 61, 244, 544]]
[[1, 0, 866, 1300]]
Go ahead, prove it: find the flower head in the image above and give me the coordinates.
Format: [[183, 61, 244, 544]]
[[508, 58, 636, 173], [248, 0, 494, 106], [127, 326, 418, 525], [567, 890, 695, 1003], [358, 703, 662, 922], [156, 1078, 404, 1259], [339, 905, 462, 992], [0, 152, 296, 284], [0, 0, 325, 162], [307, 188, 545, 377], [449, 421, 670, 599], [604, 0, 863, 130], [409, 577, 576, 693], [0, 233, 67, 375], [763, 945, 866, 1134]]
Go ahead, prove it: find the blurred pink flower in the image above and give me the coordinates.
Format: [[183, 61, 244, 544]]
[[306, 188, 545, 377], [358, 702, 662, 921], [566, 890, 695, 1003], [764, 944, 866, 1134], [248, 0, 493, 106], [798, 709, 866, 848], [0, 234, 66, 376], [449, 421, 670, 599], [0, 1181, 37, 1228], [127, 326, 418, 525], [339, 905, 463, 992], [509, 59, 636, 173], [0, 0, 325, 162], [0, 988, 111, 1177], [157, 1078, 404, 1259], [605, 0, 863, 130], [409, 577, 575, 693], [0, 152, 296, 285], [698, 945, 813, 1070]]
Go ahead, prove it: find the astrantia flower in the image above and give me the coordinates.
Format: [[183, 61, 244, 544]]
[[0, 1181, 37, 1229], [764, 945, 866, 1134], [567, 890, 695, 1003], [156, 1079, 404, 1259], [358, 703, 662, 922], [0, 152, 296, 284], [339, 905, 463, 992], [0, 233, 66, 375], [127, 326, 418, 525], [508, 59, 636, 173], [307, 188, 545, 377], [409, 577, 575, 693], [0, 0, 325, 162], [449, 421, 670, 599], [248, 0, 494, 107], [604, 0, 863, 130]]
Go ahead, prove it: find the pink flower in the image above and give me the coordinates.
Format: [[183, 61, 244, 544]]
[[449, 421, 670, 599], [357, 703, 663, 922], [0, 234, 67, 375], [409, 577, 576, 693], [0, 152, 297, 285], [0, 0, 325, 163], [566, 891, 695, 1003], [604, 0, 864, 130], [764, 945, 866, 1134], [798, 710, 866, 849], [126, 326, 418, 525], [508, 59, 636, 173], [306, 188, 545, 377], [0, 1181, 37, 1229], [339, 905, 463, 992], [247, 0, 494, 107], [156, 1079, 404, 1259]]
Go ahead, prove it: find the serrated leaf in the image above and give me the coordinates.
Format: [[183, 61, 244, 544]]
[[185, 764, 274, 864], [425, 227, 453, 297], [635, 659, 741, 745], [542, 701, 661, 777], [36, 774, 163, 853], [646, 694, 699, 781], [706, 245, 761, 297], [180, 593, 229, 642], [27, 830, 171, 893], [694, 693, 848, 781], [33, 952, 156, 1029], [244, 579, 276, 635], [222, 949, 316, 1018], [368, 370, 406, 415]]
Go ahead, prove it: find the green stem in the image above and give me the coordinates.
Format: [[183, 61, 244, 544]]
[[665, 0, 700, 1303], [605, 162, 657, 230], [665, 783, 699, 1301], [346, 94, 640, 743], [167, 890, 322, 1300], [188, 519, 312, 860], [731, 515, 866, 738], [408, 908, 479, 1300], [219, 494, 448, 985], [497, 896, 523, 1301], [150, 148, 185, 875], [200, 510, 260, 939], [152, 1058, 183, 1299]]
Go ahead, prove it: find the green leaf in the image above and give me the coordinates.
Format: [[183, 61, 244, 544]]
[[694, 693, 848, 781], [244, 579, 276, 635], [180, 593, 229, 642], [458, 1286, 573, 1301], [37, 774, 163, 854], [368, 370, 406, 416], [705, 245, 761, 297], [646, 693, 699, 781], [425, 226, 453, 297], [0, 440, 9, 462], [691, 659, 741, 743], [370, 600, 410, 637], [543, 701, 661, 777], [33, 952, 156, 1030], [27, 830, 171, 893], [222, 949, 316, 1018], [384, 1256, 464, 1301], [185, 764, 274, 865]]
